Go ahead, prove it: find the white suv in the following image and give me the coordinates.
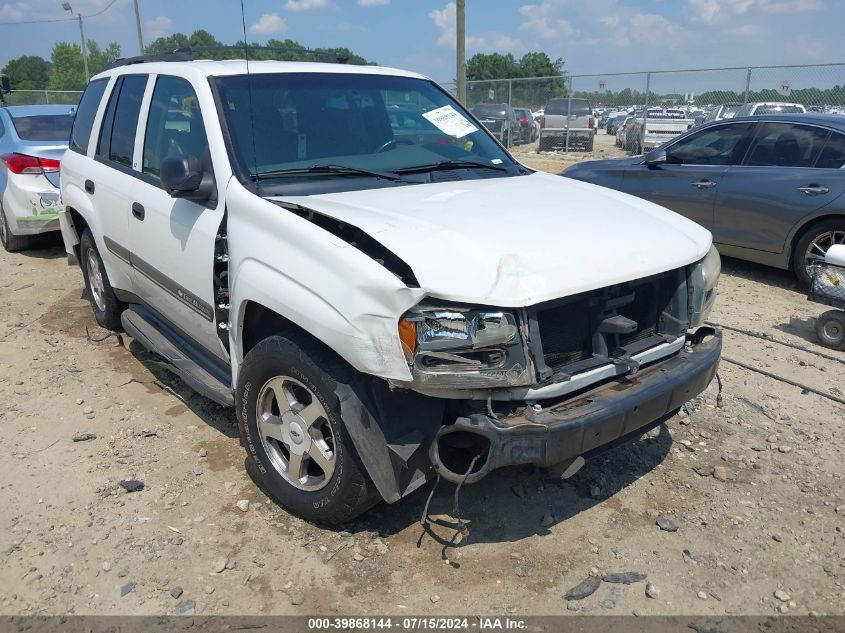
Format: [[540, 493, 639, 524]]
[[60, 57, 722, 524]]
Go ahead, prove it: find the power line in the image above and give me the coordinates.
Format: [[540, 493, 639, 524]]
[[0, 0, 120, 25]]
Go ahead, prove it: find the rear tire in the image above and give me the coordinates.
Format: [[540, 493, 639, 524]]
[[793, 220, 845, 288], [79, 229, 124, 330], [237, 334, 381, 526], [0, 205, 30, 252], [815, 310, 845, 350], [586, 137, 594, 152]]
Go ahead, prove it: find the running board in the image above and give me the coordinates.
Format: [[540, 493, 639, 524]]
[[121, 306, 234, 407]]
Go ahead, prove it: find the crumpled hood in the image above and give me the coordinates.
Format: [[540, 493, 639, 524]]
[[270, 171, 712, 307]]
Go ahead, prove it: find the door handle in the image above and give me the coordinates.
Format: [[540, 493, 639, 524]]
[[131, 202, 145, 221], [798, 185, 829, 196], [84, 179, 95, 194], [691, 179, 717, 189]]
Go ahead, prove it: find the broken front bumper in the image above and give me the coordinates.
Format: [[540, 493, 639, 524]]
[[429, 328, 721, 484]]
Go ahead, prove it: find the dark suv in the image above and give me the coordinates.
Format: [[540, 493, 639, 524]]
[[471, 102, 520, 146]]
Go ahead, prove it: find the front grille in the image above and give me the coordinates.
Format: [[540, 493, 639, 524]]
[[535, 268, 683, 374]]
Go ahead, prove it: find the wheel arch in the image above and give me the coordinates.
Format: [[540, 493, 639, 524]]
[[787, 211, 845, 268]]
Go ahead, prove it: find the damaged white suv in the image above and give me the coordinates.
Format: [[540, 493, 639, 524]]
[[60, 57, 722, 524]]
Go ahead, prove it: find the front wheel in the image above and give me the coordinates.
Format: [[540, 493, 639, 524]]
[[816, 310, 845, 350], [237, 334, 381, 525], [793, 221, 845, 288]]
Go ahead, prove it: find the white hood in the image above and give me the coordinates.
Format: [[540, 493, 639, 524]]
[[272, 171, 712, 307]]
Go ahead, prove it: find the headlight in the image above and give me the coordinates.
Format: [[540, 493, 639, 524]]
[[397, 303, 531, 389], [689, 245, 721, 327]]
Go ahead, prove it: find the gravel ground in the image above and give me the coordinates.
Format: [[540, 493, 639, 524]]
[[1, 137, 844, 617]]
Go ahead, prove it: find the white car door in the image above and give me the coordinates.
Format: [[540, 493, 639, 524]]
[[127, 74, 227, 360]]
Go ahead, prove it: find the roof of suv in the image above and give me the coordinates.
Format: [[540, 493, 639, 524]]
[[93, 59, 428, 81]]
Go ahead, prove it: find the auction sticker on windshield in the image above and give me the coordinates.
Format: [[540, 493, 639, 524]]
[[422, 105, 478, 138]]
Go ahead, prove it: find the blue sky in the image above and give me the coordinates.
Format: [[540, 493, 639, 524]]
[[0, 0, 840, 85]]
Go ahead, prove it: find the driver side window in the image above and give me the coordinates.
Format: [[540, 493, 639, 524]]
[[142, 76, 209, 179], [665, 123, 753, 166]]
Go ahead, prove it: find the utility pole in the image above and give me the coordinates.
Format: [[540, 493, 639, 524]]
[[456, 0, 466, 104], [62, 2, 89, 80], [133, 0, 145, 54]]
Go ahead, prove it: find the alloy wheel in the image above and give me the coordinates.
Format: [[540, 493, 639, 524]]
[[805, 229, 845, 275], [255, 375, 336, 491], [85, 247, 107, 312]]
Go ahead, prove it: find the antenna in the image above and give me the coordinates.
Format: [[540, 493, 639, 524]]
[[239, 0, 259, 196]]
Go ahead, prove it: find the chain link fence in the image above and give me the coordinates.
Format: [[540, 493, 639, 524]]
[[459, 63, 845, 152], [4, 90, 84, 105]]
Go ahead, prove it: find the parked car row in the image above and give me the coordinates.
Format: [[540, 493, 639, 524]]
[[2, 58, 725, 525], [565, 113, 845, 287]]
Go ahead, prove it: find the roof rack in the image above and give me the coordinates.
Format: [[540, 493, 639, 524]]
[[105, 45, 358, 70]]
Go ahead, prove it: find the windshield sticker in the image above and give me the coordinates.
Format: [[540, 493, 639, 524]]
[[422, 105, 478, 139], [491, 158, 503, 165]]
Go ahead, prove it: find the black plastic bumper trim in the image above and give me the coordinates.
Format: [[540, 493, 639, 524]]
[[430, 328, 721, 484]]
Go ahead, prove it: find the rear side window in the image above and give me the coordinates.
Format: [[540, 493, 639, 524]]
[[69, 78, 108, 154], [108, 75, 148, 167], [545, 99, 591, 116], [814, 131, 845, 169], [744, 123, 828, 168]]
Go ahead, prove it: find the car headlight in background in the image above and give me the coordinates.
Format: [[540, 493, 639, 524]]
[[689, 245, 721, 328], [397, 304, 532, 389]]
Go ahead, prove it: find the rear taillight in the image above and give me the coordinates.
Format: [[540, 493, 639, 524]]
[[539, 116, 545, 129], [519, 117, 528, 125], [588, 116, 595, 129], [0, 153, 60, 175]]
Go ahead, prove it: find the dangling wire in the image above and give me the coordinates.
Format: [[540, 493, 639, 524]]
[[419, 473, 441, 527], [452, 454, 481, 537]]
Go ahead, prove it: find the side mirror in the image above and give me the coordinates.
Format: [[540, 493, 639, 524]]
[[644, 148, 666, 168], [0, 75, 10, 95], [160, 154, 214, 203]]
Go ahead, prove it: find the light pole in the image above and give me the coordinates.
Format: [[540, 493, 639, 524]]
[[456, 0, 466, 104], [62, 2, 89, 81], [133, 0, 145, 55]]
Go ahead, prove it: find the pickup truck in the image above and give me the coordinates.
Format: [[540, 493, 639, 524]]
[[629, 108, 694, 153]]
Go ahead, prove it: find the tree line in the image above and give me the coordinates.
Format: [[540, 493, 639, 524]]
[[1, 29, 371, 93]]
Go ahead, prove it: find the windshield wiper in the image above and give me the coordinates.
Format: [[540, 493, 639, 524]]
[[395, 159, 510, 174], [253, 164, 402, 181]]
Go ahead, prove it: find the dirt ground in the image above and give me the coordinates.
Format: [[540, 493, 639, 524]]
[[1, 135, 844, 618]]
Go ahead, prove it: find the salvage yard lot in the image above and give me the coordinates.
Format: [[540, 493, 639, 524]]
[[1, 149, 844, 617]]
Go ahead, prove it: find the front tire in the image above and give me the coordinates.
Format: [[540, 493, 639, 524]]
[[793, 220, 845, 288], [237, 334, 381, 526], [79, 229, 124, 329], [815, 310, 845, 350], [0, 205, 30, 252]]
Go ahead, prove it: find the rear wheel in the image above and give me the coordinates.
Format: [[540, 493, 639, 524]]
[[0, 205, 30, 252], [586, 137, 594, 152], [815, 310, 845, 350], [79, 229, 124, 329], [793, 220, 845, 288], [237, 334, 381, 525]]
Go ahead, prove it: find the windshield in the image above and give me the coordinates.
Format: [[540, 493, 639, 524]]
[[11, 114, 74, 142], [755, 104, 805, 115], [213, 73, 517, 187]]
